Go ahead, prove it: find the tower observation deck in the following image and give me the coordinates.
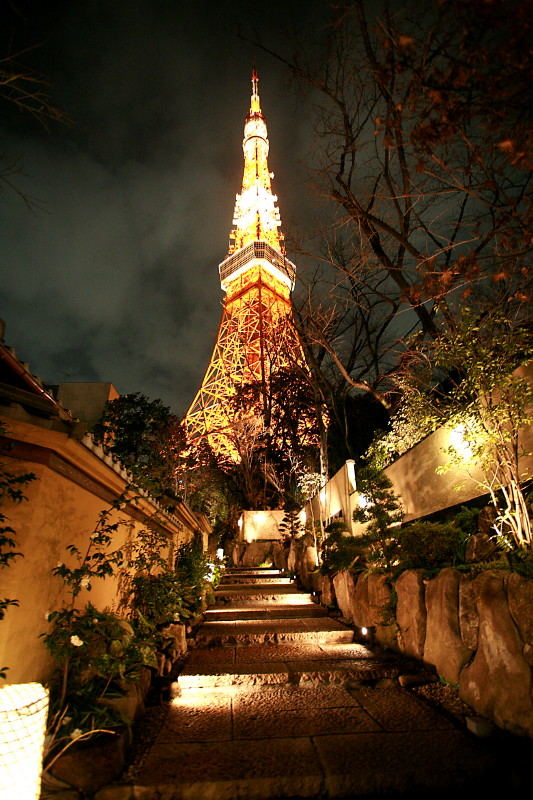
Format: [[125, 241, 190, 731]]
[[185, 71, 308, 461]]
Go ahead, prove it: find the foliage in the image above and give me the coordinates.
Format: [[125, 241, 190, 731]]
[[174, 535, 211, 590], [372, 308, 533, 548], [352, 466, 403, 570], [93, 393, 187, 497], [213, 364, 325, 510], [41, 494, 138, 736], [0, 455, 36, 624], [454, 506, 481, 538], [320, 522, 367, 575], [395, 522, 468, 571], [288, 0, 531, 463], [125, 527, 214, 641], [43, 603, 147, 742], [130, 572, 196, 632], [279, 510, 305, 541]]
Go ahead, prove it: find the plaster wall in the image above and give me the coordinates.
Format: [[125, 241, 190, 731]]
[[385, 415, 533, 523], [0, 458, 190, 685], [240, 509, 285, 541], [0, 415, 204, 685]]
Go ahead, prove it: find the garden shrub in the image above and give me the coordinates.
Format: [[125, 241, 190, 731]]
[[396, 521, 468, 570], [320, 522, 367, 575]]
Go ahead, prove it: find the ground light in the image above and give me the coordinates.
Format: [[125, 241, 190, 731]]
[[0, 683, 48, 800]]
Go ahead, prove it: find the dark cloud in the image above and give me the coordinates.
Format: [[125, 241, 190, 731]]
[[1, 0, 327, 413]]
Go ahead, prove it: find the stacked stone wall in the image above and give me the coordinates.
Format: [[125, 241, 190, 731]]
[[298, 557, 533, 738]]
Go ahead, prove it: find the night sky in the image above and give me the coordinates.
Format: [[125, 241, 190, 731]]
[[1, 0, 328, 414]]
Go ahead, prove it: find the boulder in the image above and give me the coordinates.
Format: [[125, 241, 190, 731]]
[[465, 532, 499, 563], [332, 570, 357, 623], [162, 623, 187, 658], [395, 569, 426, 659], [351, 573, 370, 627], [272, 540, 289, 571], [319, 574, 336, 607], [287, 539, 298, 573], [507, 572, 533, 646], [459, 570, 533, 737], [367, 573, 397, 649], [299, 545, 319, 590], [459, 574, 479, 651], [241, 540, 273, 567], [50, 731, 128, 793], [424, 568, 473, 684]]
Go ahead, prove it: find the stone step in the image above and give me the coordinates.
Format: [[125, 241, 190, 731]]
[[204, 604, 328, 620], [225, 568, 285, 576], [214, 586, 310, 606], [219, 574, 294, 585], [194, 617, 354, 647], [176, 653, 398, 690]]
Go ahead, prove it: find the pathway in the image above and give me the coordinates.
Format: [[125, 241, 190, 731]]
[[100, 567, 509, 799]]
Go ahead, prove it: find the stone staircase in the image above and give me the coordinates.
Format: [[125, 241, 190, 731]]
[[100, 567, 503, 800]]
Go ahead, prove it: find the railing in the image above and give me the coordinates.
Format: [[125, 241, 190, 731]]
[[219, 241, 296, 289]]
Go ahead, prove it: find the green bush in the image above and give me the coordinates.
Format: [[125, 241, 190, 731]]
[[131, 572, 197, 631], [43, 603, 150, 739], [320, 522, 367, 575], [174, 535, 209, 587], [454, 505, 480, 536], [396, 522, 468, 570]]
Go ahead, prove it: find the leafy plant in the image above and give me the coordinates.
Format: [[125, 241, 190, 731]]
[[279, 510, 305, 541], [0, 445, 36, 677], [320, 522, 367, 575], [395, 522, 468, 571], [92, 393, 187, 497], [42, 494, 136, 725], [353, 466, 403, 571]]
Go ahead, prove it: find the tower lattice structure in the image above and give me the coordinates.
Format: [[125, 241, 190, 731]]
[[186, 72, 308, 461]]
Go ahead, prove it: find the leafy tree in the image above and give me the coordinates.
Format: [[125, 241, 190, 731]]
[[93, 393, 186, 498], [353, 465, 403, 570], [284, 0, 531, 449], [372, 308, 532, 548]]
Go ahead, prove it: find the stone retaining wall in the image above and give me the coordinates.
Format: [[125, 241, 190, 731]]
[[299, 558, 533, 738]]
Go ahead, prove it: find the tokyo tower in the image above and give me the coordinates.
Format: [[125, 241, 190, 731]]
[[185, 71, 309, 461]]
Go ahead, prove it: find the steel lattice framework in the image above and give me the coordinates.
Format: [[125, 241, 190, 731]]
[[185, 72, 309, 461]]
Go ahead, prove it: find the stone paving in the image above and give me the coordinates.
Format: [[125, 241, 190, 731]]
[[97, 567, 515, 800]]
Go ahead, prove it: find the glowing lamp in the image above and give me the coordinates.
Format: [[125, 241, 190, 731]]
[[361, 627, 368, 636], [0, 683, 49, 800], [449, 423, 474, 461]]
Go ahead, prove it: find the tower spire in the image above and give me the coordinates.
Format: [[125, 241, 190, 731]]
[[186, 74, 307, 463], [229, 68, 284, 254]]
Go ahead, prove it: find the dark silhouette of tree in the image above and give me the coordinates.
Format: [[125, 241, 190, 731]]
[[93, 393, 186, 498], [278, 0, 532, 461]]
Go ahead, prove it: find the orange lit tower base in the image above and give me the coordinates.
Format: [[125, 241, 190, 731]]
[[186, 72, 307, 461]]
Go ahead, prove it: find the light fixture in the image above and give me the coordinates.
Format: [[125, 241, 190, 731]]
[[361, 627, 368, 636], [449, 423, 474, 461], [0, 683, 49, 800]]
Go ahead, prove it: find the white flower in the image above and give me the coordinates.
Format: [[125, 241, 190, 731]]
[[80, 578, 90, 590], [70, 728, 83, 739], [44, 611, 51, 622], [70, 635, 84, 647], [56, 562, 63, 568]]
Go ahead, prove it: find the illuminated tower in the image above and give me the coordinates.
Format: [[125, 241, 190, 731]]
[[186, 71, 307, 460]]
